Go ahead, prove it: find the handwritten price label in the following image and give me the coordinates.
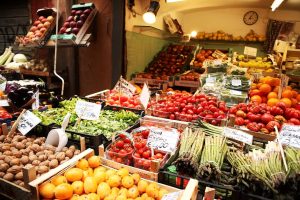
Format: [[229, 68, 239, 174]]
[[162, 191, 181, 200], [139, 83, 150, 109], [223, 127, 253, 145], [231, 79, 241, 86], [244, 46, 257, 57], [114, 77, 136, 97], [75, 100, 102, 120], [147, 127, 179, 153], [18, 110, 41, 135], [279, 125, 300, 149], [230, 90, 242, 95]]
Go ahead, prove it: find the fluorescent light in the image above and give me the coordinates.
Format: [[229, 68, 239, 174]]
[[166, 0, 184, 3], [143, 12, 156, 24], [190, 31, 197, 38], [271, 0, 284, 11]]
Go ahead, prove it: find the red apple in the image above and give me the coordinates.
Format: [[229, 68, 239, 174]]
[[26, 31, 34, 36], [83, 8, 92, 15], [47, 16, 54, 22], [70, 21, 76, 28], [71, 10, 77, 16], [37, 23, 44, 29], [41, 18, 48, 23], [38, 16, 45, 21], [30, 26, 37, 32], [40, 27, 47, 33], [35, 31, 42, 37], [76, 20, 83, 28], [72, 27, 79, 34], [33, 20, 40, 26], [80, 14, 87, 21], [63, 22, 70, 28], [75, 10, 83, 15], [59, 27, 66, 34], [66, 16, 74, 22], [44, 21, 51, 28]]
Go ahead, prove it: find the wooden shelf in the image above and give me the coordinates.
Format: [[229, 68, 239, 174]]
[[45, 34, 92, 48], [19, 69, 50, 77], [190, 38, 265, 45]]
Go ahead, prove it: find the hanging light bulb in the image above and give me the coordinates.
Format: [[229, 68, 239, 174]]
[[143, 0, 160, 24], [190, 31, 197, 38]]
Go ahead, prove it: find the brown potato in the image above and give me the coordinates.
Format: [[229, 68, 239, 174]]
[[37, 166, 49, 174], [49, 159, 58, 169], [65, 149, 74, 158], [0, 163, 9, 172], [48, 154, 56, 160], [56, 152, 65, 162], [3, 173, 14, 181], [0, 172, 5, 177], [38, 155, 47, 162], [0, 135, 5, 142], [31, 144, 41, 153], [15, 142, 25, 150], [14, 172, 23, 180], [12, 150, 22, 158], [29, 155, 38, 162], [7, 166, 22, 174], [10, 158, 20, 166], [20, 156, 29, 165], [32, 160, 41, 166], [4, 156, 13, 164], [3, 150, 12, 156]]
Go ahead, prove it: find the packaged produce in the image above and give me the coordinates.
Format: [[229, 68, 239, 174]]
[[224, 75, 251, 91], [220, 89, 248, 106]]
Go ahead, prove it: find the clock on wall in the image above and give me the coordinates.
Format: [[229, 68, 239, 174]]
[[243, 11, 258, 25]]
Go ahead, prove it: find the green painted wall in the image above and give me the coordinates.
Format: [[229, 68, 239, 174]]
[[126, 31, 171, 79]]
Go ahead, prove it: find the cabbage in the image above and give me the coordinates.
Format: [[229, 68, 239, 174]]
[[13, 54, 27, 63]]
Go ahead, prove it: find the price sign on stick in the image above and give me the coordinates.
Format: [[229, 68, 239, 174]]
[[18, 110, 41, 135], [147, 127, 179, 153], [32, 90, 39, 110], [75, 100, 101, 120], [244, 46, 257, 57], [113, 76, 136, 97], [279, 124, 300, 149], [223, 127, 253, 145], [139, 83, 150, 110]]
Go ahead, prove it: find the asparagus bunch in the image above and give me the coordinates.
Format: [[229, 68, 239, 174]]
[[197, 135, 228, 181], [285, 146, 300, 176], [173, 127, 205, 175]]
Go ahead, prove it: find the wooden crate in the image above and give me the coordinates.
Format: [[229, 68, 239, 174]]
[[29, 148, 199, 200]]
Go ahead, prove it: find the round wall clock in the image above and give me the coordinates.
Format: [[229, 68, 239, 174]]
[[243, 11, 258, 25]]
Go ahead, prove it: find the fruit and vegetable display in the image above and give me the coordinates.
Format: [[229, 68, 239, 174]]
[[236, 55, 273, 69], [33, 98, 140, 139], [0, 133, 80, 187], [176, 71, 201, 81], [38, 158, 177, 200], [193, 49, 227, 69], [136, 44, 195, 79], [59, 7, 93, 35], [105, 92, 143, 110], [149, 93, 228, 125]]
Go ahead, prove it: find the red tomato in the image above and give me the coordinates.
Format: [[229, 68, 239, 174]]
[[138, 148, 144, 155], [116, 157, 123, 163], [289, 118, 300, 125], [235, 117, 244, 126], [134, 153, 141, 158], [124, 138, 131, 143], [266, 121, 281, 132], [142, 130, 149, 138], [142, 151, 150, 159], [261, 113, 274, 124], [155, 153, 163, 159], [134, 142, 142, 149], [246, 122, 260, 132], [116, 140, 124, 148], [270, 106, 284, 116], [119, 149, 127, 156], [120, 96, 128, 102]]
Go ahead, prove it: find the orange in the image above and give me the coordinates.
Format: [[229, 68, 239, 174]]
[[39, 182, 55, 199], [250, 95, 262, 104], [267, 92, 278, 99], [122, 175, 134, 188], [97, 182, 111, 199], [259, 84, 272, 94], [264, 77, 273, 85], [71, 181, 84, 195], [267, 98, 280, 107], [107, 175, 121, 187], [146, 182, 159, 199], [158, 189, 169, 200], [256, 83, 263, 89], [249, 89, 261, 97], [117, 168, 129, 178], [273, 86, 280, 93], [280, 98, 292, 108], [292, 90, 298, 98], [282, 90, 293, 99], [54, 183, 73, 199], [51, 175, 67, 186], [65, 168, 83, 182], [87, 193, 100, 200], [250, 83, 257, 90], [271, 78, 280, 86], [131, 173, 141, 185], [291, 98, 298, 107], [261, 96, 268, 103], [84, 176, 98, 194], [138, 180, 148, 193], [127, 186, 139, 199], [94, 170, 106, 184], [76, 159, 89, 171], [297, 94, 300, 102], [286, 86, 292, 90], [88, 156, 101, 168], [0, 91, 3, 97]]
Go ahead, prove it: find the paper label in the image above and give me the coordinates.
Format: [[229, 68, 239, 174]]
[[114, 76, 136, 97], [0, 75, 6, 92], [32, 90, 39, 110], [244, 46, 257, 57], [18, 110, 41, 135], [139, 83, 150, 110], [0, 100, 9, 107], [212, 50, 226, 59], [162, 191, 181, 200], [231, 79, 242, 86], [147, 127, 179, 153], [75, 100, 102, 120], [230, 90, 242, 95], [279, 125, 300, 149], [213, 59, 222, 65], [206, 77, 216, 84], [223, 127, 253, 145]]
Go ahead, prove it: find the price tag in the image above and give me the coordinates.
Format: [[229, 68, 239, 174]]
[[244, 46, 257, 57], [0, 100, 9, 106], [0, 75, 6, 92], [223, 127, 253, 145], [32, 90, 39, 110], [279, 125, 300, 149], [162, 191, 181, 200], [230, 90, 242, 95], [212, 50, 226, 59], [17, 110, 41, 135], [147, 127, 179, 153], [231, 79, 241, 86], [75, 100, 102, 120], [139, 83, 150, 110], [206, 77, 216, 84], [213, 59, 222, 65], [114, 76, 136, 97]]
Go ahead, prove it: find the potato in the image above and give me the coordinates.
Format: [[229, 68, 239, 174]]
[[0, 163, 9, 172], [3, 150, 13, 156], [20, 156, 29, 165], [19, 181, 25, 187], [38, 155, 47, 162], [24, 164, 33, 169], [0, 172, 5, 178], [29, 155, 38, 162], [48, 154, 56, 160], [32, 160, 41, 166], [56, 152, 65, 162], [39, 160, 50, 167], [62, 147, 68, 152], [12, 150, 22, 158], [65, 149, 74, 158], [21, 139, 28, 144], [0, 135, 5, 142], [69, 145, 76, 152], [7, 166, 22, 174], [36, 151, 44, 156], [3, 173, 14, 181], [10, 158, 20, 166], [33, 138, 43, 145], [37, 166, 49, 174], [4, 156, 13, 164], [49, 159, 58, 169], [44, 150, 54, 155], [15, 142, 25, 150], [13, 180, 22, 185], [0, 155, 5, 160], [25, 142, 32, 147], [4, 137, 12, 143], [74, 150, 81, 155], [31, 144, 41, 153], [0, 160, 4, 165], [14, 172, 23, 180]]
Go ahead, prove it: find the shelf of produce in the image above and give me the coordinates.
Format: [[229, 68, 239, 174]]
[[45, 33, 92, 48], [190, 39, 265, 45]]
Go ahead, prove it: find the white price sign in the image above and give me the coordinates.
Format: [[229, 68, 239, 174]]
[[279, 125, 300, 149], [162, 191, 181, 200], [75, 100, 102, 120], [32, 90, 39, 110], [18, 110, 41, 135], [206, 77, 216, 84], [230, 90, 242, 95], [147, 127, 179, 153], [0, 75, 6, 92], [223, 127, 253, 145], [0, 100, 9, 107], [244, 46, 257, 57], [114, 76, 136, 97], [231, 79, 241, 86], [139, 83, 150, 109]]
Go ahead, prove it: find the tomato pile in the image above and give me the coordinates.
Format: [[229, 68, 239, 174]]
[[149, 93, 228, 125], [132, 128, 166, 170], [106, 93, 142, 109], [230, 102, 300, 134], [106, 134, 134, 165], [0, 108, 12, 120]]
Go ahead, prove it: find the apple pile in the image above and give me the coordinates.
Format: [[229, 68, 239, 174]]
[[193, 49, 214, 68], [24, 15, 54, 43], [230, 102, 300, 135], [59, 8, 92, 35]]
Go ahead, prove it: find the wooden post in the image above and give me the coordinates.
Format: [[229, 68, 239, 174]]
[[150, 160, 160, 172], [202, 187, 215, 200], [80, 137, 86, 152], [23, 166, 36, 190], [1, 123, 8, 135], [7, 109, 26, 138], [180, 179, 199, 200], [98, 145, 105, 157]]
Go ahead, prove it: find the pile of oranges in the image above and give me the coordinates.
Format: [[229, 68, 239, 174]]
[[249, 76, 300, 108], [39, 156, 169, 200]]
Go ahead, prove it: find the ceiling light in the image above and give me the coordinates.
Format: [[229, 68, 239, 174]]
[[143, 0, 160, 24], [166, 0, 184, 3], [271, 0, 284, 11], [190, 31, 197, 38]]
